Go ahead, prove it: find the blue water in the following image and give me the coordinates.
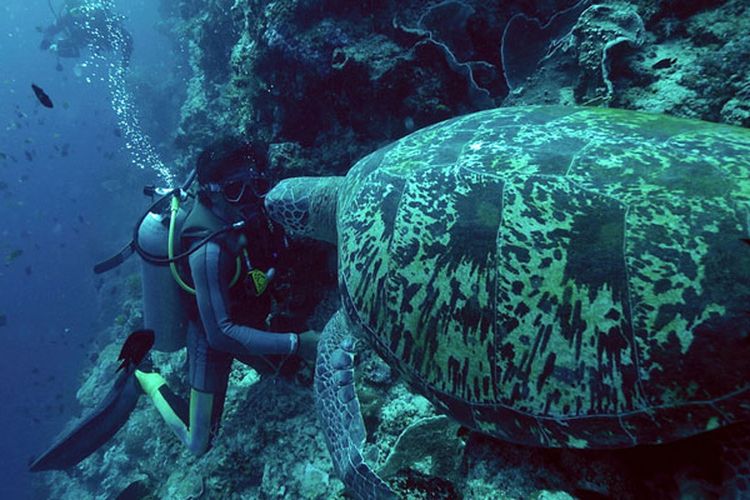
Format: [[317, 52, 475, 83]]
[[0, 2, 181, 497]]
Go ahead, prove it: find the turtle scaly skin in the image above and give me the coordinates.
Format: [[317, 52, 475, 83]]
[[266, 106, 750, 498]]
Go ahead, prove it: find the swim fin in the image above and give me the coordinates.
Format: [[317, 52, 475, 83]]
[[29, 330, 154, 472]]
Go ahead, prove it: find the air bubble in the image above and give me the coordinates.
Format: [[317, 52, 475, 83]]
[[78, 0, 174, 185]]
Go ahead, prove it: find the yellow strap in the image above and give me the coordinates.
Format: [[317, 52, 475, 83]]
[[169, 196, 197, 294]]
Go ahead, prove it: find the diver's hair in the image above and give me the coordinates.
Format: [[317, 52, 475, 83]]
[[196, 137, 268, 185]]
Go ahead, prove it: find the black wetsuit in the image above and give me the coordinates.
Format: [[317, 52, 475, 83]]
[[181, 202, 296, 401]]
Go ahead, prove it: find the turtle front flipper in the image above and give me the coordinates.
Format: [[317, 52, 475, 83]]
[[315, 310, 396, 500]]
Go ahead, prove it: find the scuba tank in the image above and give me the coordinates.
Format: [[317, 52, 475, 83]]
[[136, 203, 189, 352], [94, 169, 247, 352]]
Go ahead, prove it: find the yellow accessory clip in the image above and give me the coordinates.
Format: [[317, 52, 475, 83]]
[[248, 269, 269, 296]]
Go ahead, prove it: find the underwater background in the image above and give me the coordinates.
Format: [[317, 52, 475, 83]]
[[0, 0, 748, 499]]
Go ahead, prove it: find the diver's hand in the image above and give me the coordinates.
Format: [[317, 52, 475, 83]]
[[296, 330, 321, 361]]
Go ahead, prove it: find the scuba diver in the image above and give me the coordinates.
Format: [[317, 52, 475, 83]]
[[133, 138, 321, 455], [29, 138, 320, 470], [40, 0, 133, 67]]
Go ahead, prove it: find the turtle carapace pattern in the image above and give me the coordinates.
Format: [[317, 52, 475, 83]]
[[265, 105, 750, 499]]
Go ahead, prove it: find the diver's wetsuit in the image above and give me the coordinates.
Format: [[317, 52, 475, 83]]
[[186, 239, 296, 395], [28, 200, 298, 469], [128, 200, 298, 456], [135, 201, 298, 454]]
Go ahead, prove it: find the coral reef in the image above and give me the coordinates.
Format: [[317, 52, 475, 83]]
[[504, 1, 646, 106], [37, 0, 750, 498]]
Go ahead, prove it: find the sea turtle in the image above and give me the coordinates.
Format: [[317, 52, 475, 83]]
[[264, 105, 750, 498]]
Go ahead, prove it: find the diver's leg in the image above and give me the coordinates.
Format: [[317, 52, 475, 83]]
[[135, 322, 231, 455], [135, 370, 187, 440], [186, 320, 232, 453]]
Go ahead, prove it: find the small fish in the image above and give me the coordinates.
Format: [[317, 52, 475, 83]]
[[6, 248, 23, 263], [24, 265, 32, 276], [116, 329, 155, 372], [31, 84, 53, 108], [651, 57, 677, 70], [24, 150, 33, 161], [0, 313, 6, 327]]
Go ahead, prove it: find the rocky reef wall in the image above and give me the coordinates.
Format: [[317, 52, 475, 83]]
[[165, 0, 749, 180]]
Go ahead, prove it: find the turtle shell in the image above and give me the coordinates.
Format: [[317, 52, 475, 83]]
[[336, 105, 750, 448]]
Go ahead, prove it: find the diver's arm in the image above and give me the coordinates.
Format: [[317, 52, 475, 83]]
[[189, 242, 298, 356], [135, 371, 212, 455]]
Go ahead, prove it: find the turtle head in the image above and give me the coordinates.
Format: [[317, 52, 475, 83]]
[[264, 176, 343, 244]]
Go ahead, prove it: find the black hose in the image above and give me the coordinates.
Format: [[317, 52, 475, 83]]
[[94, 168, 246, 270], [93, 169, 202, 273], [133, 216, 240, 265], [181, 168, 197, 191], [132, 168, 243, 265]]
